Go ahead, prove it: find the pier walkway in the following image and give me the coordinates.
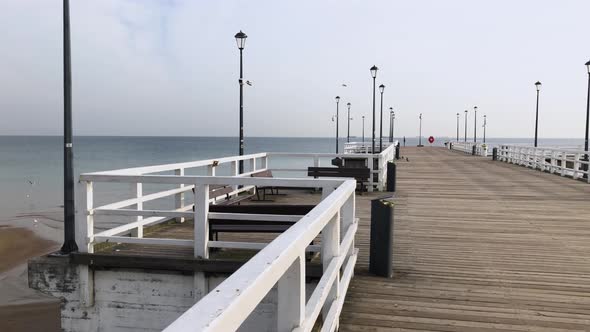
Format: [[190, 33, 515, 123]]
[[341, 147, 590, 331]]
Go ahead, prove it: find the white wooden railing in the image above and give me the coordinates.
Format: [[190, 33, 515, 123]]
[[163, 179, 357, 332], [497, 145, 590, 182], [449, 141, 489, 157], [76, 151, 362, 331], [343, 140, 397, 154]]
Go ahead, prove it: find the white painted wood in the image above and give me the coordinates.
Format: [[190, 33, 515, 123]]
[[277, 254, 305, 331], [94, 209, 193, 218], [130, 182, 143, 238], [163, 180, 356, 332], [93, 235, 193, 246], [94, 185, 194, 211], [194, 184, 209, 259], [175, 168, 185, 223], [321, 213, 340, 327], [75, 180, 94, 253], [208, 241, 322, 252], [320, 249, 358, 332], [208, 212, 302, 222]]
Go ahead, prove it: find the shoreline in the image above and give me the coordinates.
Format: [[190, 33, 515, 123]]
[[0, 226, 62, 331]]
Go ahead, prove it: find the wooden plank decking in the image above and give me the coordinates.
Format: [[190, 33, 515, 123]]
[[340, 147, 590, 331]]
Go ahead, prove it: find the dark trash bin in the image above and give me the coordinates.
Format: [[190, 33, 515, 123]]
[[369, 198, 394, 278], [395, 144, 400, 160], [472, 145, 476, 155], [492, 147, 498, 161], [386, 161, 396, 192], [331, 157, 343, 167]]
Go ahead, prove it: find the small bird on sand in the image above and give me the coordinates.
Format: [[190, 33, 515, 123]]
[[406, 157, 409, 162]]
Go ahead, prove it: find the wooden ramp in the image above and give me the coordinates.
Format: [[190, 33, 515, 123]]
[[341, 147, 590, 331]]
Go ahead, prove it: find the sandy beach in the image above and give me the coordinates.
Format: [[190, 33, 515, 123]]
[[0, 224, 62, 331]]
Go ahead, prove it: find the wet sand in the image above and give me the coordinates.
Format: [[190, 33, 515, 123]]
[[0, 226, 61, 332]]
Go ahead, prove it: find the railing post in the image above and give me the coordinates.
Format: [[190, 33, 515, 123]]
[[261, 155, 268, 170], [574, 153, 581, 179], [207, 165, 216, 176], [321, 210, 340, 328], [341, 190, 355, 258], [75, 180, 94, 307], [175, 168, 185, 223], [194, 184, 210, 259], [130, 182, 143, 237], [277, 254, 305, 332], [231, 161, 239, 191], [377, 154, 384, 191], [249, 157, 256, 173], [367, 157, 374, 192], [193, 184, 209, 302], [561, 152, 567, 177]]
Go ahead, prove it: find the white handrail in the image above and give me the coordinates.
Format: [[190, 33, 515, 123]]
[[497, 145, 590, 182], [449, 141, 489, 156], [163, 180, 357, 332]]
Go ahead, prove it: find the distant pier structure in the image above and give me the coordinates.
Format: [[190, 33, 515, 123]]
[[28, 142, 590, 331]]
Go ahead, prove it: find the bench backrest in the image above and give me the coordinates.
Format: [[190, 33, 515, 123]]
[[250, 169, 273, 178], [307, 167, 370, 180]]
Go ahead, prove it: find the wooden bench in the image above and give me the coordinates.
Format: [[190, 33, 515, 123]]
[[307, 166, 371, 192], [250, 169, 277, 200], [208, 204, 315, 240], [192, 185, 254, 206]]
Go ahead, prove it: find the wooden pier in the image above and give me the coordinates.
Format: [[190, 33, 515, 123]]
[[28, 144, 590, 331], [341, 147, 590, 331]]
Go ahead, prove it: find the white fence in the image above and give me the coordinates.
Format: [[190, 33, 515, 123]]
[[343, 141, 397, 154], [74, 146, 396, 330], [497, 145, 590, 182], [449, 141, 489, 157]]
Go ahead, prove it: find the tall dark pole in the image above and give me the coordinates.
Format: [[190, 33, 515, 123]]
[[483, 115, 487, 143], [379, 84, 385, 152], [584, 61, 590, 173], [370, 66, 378, 153], [392, 111, 395, 143], [60, 0, 77, 254], [464, 110, 468, 143], [456, 113, 460, 142], [389, 107, 393, 142], [474, 106, 478, 143], [235, 31, 247, 173], [362, 116, 365, 143], [534, 81, 541, 147], [335, 96, 340, 153], [347, 102, 351, 143], [418, 113, 422, 146]]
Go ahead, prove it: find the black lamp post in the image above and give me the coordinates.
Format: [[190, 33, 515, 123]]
[[370, 66, 378, 153], [60, 0, 77, 254], [464, 110, 468, 143], [474, 106, 478, 143], [483, 115, 487, 143], [235, 30, 247, 173], [418, 113, 423, 146], [346, 102, 352, 143], [389, 107, 394, 142], [335, 96, 340, 153], [584, 61, 590, 174], [534, 81, 542, 147], [379, 84, 385, 152], [456, 113, 460, 142], [362, 116, 365, 143]]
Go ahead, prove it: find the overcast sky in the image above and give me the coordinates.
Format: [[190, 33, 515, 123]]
[[1, 0, 589, 138]]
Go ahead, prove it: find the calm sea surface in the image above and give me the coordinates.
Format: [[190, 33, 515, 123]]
[[0, 136, 585, 224]]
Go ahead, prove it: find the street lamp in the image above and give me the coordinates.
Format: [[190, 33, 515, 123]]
[[379, 84, 385, 152], [235, 30, 247, 173], [418, 113, 423, 146], [370, 65, 378, 153], [584, 60, 590, 174], [464, 110, 468, 143], [60, 0, 77, 254], [389, 107, 394, 142], [483, 114, 487, 143], [456, 113, 460, 142], [362, 115, 365, 143], [347, 102, 352, 143], [335, 96, 340, 153], [534, 81, 542, 147], [474, 106, 478, 143]]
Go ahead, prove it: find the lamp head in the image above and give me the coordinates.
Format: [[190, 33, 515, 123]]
[[379, 84, 385, 93], [234, 30, 247, 50], [370, 65, 378, 78], [335, 96, 340, 102], [535, 81, 542, 91]]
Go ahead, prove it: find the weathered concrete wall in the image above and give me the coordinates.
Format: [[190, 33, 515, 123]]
[[28, 256, 315, 331]]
